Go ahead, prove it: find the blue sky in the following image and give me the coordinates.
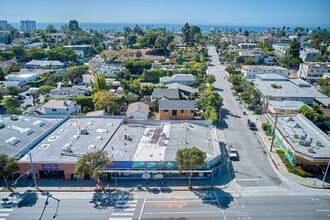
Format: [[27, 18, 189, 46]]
[[1, 0, 330, 27]]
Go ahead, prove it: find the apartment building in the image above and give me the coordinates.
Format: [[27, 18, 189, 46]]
[[241, 65, 289, 79], [20, 20, 37, 32], [297, 62, 330, 82]]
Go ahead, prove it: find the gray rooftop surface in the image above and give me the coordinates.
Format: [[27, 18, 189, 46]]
[[289, 78, 312, 87], [255, 81, 314, 98], [268, 100, 305, 110], [274, 114, 330, 161], [255, 74, 287, 80], [19, 117, 124, 163], [0, 116, 62, 157], [242, 65, 289, 71], [152, 88, 180, 100], [159, 99, 195, 110]]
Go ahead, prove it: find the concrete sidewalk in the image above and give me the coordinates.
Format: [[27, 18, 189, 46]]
[[245, 109, 330, 189]]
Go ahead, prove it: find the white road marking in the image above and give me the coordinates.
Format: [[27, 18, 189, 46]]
[[0, 209, 13, 212], [111, 213, 134, 216], [236, 179, 260, 181], [146, 199, 217, 203], [221, 209, 227, 220], [109, 218, 132, 220], [0, 213, 10, 217], [115, 204, 137, 208], [315, 210, 330, 212], [114, 208, 136, 212], [138, 198, 146, 220], [144, 211, 236, 215]]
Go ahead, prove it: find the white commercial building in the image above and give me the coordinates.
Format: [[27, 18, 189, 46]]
[[5, 73, 38, 86], [272, 43, 290, 58], [241, 65, 289, 79], [299, 48, 321, 62]]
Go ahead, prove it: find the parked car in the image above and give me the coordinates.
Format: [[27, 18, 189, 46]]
[[227, 145, 239, 161], [247, 119, 257, 130]]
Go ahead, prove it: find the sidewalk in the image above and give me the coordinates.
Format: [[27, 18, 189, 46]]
[[244, 109, 330, 189]]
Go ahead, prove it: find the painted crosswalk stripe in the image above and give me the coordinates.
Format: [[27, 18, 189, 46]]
[[0, 213, 10, 217], [117, 200, 138, 204], [0, 209, 13, 212], [109, 218, 132, 220], [111, 212, 134, 216], [114, 208, 135, 212], [115, 204, 137, 208]]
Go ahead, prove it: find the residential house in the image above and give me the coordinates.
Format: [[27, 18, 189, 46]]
[[238, 43, 256, 50], [297, 62, 330, 82], [151, 88, 180, 102], [23, 42, 45, 50], [63, 45, 90, 58], [272, 43, 290, 58], [50, 86, 91, 99], [166, 83, 199, 99], [126, 102, 149, 119], [46, 33, 67, 43], [42, 100, 79, 115], [158, 98, 195, 120], [159, 74, 195, 85], [25, 60, 65, 70]]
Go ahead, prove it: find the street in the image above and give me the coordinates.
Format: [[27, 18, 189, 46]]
[[207, 46, 282, 187], [2, 190, 330, 220]]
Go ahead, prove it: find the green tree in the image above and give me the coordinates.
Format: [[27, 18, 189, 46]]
[[92, 90, 123, 114], [135, 50, 142, 59], [69, 20, 80, 31], [299, 105, 325, 122], [0, 153, 19, 191], [74, 150, 111, 180], [244, 57, 255, 65], [45, 24, 57, 33], [91, 73, 107, 92], [176, 147, 206, 188], [0, 67, 5, 81], [205, 75, 216, 84], [11, 46, 26, 62], [68, 65, 88, 85], [7, 86, 19, 97], [38, 85, 54, 95], [288, 38, 301, 59], [26, 48, 47, 60]]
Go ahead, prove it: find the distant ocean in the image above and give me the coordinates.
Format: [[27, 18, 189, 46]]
[[10, 22, 275, 32]]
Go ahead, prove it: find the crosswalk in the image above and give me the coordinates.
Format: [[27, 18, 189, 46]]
[[109, 200, 138, 220], [0, 208, 14, 220]]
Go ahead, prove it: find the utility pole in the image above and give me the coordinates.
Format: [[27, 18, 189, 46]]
[[322, 160, 330, 186], [270, 114, 278, 152], [29, 152, 38, 188]]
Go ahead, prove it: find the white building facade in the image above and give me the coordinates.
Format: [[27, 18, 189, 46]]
[[297, 62, 330, 82], [241, 65, 289, 79]]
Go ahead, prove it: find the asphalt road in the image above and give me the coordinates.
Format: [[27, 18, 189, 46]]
[[3, 190, 330, 220], [207, 46, 281, 187]]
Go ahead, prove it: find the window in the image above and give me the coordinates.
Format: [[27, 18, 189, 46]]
[[191, 110, 194, 113], [164, 110, 168, 112], [52, 109, 57, 112], [181, 110, 184, 113], [172, 110, 177, 116]]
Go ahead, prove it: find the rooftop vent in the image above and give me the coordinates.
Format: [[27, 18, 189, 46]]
[[48, 136, 59, 142], [88, 144, 96, 149], [22, 128, 33, 135], [60, 143, 73, 155], [33, 120, 45, 127], [79, 128, 88, 135], [5, 137, 20, 145], [95, 136, 103, 141], [39, 144, 50, 149], [96, 128, 108, 133], [285, 117, 293, 122], [124, 133, 133, 141]]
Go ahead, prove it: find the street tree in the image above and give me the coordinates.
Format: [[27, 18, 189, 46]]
[[74, 150, 112, 180], [0, 153, 19, 191], [91, 73, 107, 92], [7, 86, 19, 97], [0, 67, 5, 81], [176, 147, 206, 188]]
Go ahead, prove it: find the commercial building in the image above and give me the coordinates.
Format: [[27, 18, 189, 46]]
[[241, 65, 289, 79], [20, 20, 37, 32], [5, 73, 38, 86], [238, 43, 256, 50], [15, 117, 220, 180], [267, 100, 305, 114], [267, 114, 330, 173], [254, 79, 314, 112], [297, 62, 330, 82]]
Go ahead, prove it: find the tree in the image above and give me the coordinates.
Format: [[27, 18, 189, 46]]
[[135, 50, 142, 59], [176, 147, 206, 188], [299, 105, 325, 122], [288, 38, 301, 59], [68, 65, 88, 85], [45, 24, 57, 33], [0, 153, 19, 191], [69, 20, 80, 31], [0, 67, 5, 81], [74, 150, 111, 180], [244, 57, 255, 65], [11, 46, 26, 62], [38, 85, 54, 95], [7, 86, 19, 97], [92, 90, 123, 114], [205, 75, 216, 84], [91, 73, 107, 92], [26, 48, 47, 60]]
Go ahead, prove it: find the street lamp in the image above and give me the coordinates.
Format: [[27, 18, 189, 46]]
[[322, 160, 330, 186]]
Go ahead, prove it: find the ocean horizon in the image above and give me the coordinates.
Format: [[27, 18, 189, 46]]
[[8, 22, 300, 33]]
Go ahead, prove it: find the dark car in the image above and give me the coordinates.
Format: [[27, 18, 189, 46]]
[[248, 121, 257, 130]]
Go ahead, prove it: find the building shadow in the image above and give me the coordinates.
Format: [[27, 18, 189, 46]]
[[90, 190, 134, 210], [192, 189, 233, 209]]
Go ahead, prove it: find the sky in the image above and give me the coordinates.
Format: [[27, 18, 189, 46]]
[[1, 0, 330, 28]]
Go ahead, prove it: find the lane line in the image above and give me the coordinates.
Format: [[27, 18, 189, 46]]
[[144, 211, 236, 215], [138, 198, 146, 220], [221, 209, 227, 220], [315, 210, 330, 212]]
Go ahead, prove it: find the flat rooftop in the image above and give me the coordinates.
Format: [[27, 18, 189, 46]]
[[242, 65, 288, 71], [256, 74, 287, 80], [0, 115, 62, 158], [269, 100, 305, 110], [255, 81, 314, 98], [273, 114, 330, 161], [19, 117, 124, 163]]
